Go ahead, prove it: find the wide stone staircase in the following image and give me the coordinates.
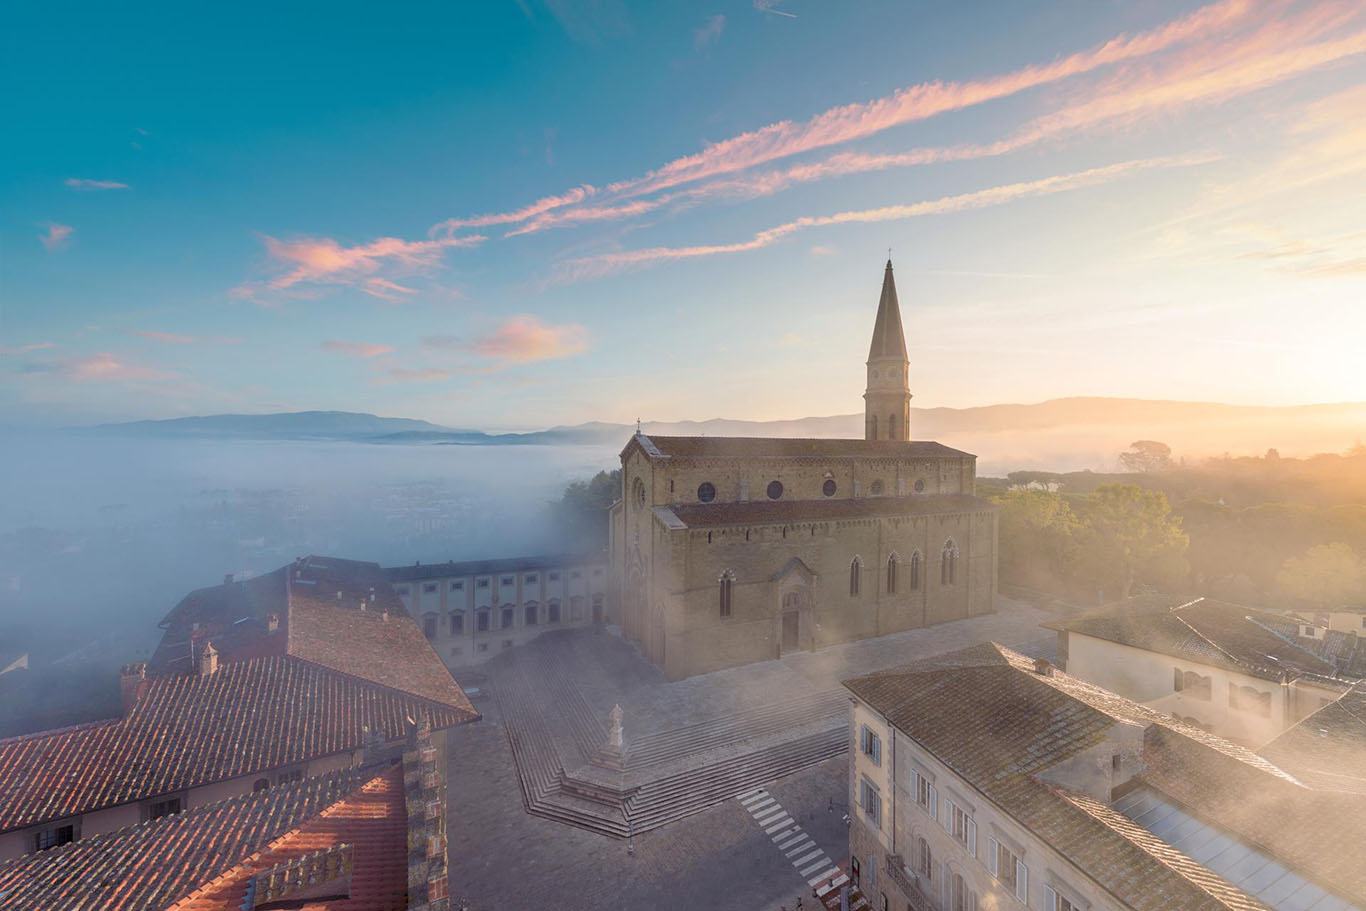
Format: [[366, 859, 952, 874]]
[[490, 646, 849, 838]]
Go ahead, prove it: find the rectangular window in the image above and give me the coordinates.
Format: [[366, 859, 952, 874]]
[[423, 583, 437, 594], [859, 778, 882, 827], [525, 573, 538, 584], [33, 824, 75, 852], [501, 608, 513, 629], [548, 572, 560, 582], [451, 612, 464, 634], [1229, 683, 1272, 717], [452, 581, 464, 591], [147, 797, 182, 820], [477, 578, 489, 589], [910, 768, 937, 821], [1046, 886, 1079, 911], [423, 615, 437, 638], [476, 611, 490, 632], [501, 576, 514, 586], [860, 725, 882, 766], [945, 799, 976, 857]]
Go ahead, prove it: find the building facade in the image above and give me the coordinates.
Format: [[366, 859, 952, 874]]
[[610, 261, 997, 679], [387, 554, 609, 669]]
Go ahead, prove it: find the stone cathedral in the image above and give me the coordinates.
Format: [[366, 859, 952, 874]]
[[610, 260, 998, 679]]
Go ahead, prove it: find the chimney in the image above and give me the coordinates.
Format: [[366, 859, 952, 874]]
[[266, 613, 280, 633], [199, 640, 219, 676], [120, 663, 147, 714], [1034, 657, 1055, 677]]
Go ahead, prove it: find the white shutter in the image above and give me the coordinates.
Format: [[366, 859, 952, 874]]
[[910, 768, 920, 801], [987, 836, 999, 877], [966, 817, 977, 858], [1016, 860, 1029, 903], [928, 784, 938, 821], [944, 798, 956, 833], [1045, 885, 1058, 911]]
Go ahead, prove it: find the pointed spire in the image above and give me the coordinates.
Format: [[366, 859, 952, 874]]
[[867, 258, 908, 361]]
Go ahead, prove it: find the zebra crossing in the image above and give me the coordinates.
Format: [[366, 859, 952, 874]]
[[736, 786, 853, 903]]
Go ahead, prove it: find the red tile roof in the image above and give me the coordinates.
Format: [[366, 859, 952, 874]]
[[0, 765, 377, 911], [1257, 684, 1366, 793], [168, 766, 408, 911], [0, 654, 473, 835], [628, 433, 973, 461]]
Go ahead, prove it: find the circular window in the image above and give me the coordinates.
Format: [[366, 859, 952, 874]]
[[870, 480, 884, 496], [822, 479, 837, 498], [766, 481, 784, 500], [697, 482, 716, 503], [633, 478, 646, 506], [914, 479, 925, 493]]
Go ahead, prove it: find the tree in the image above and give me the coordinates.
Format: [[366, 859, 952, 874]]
[[1119, 440, 1173, 474], [1079, 483, 1188, 599], [549, 469, 621, 550], [1275, 542, 1366, 607], [991, 489, 1079, 587]]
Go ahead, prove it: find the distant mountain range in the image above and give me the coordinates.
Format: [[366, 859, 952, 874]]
[[87, 399, 1366, 473]]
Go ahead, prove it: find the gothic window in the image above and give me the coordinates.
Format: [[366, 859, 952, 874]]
[[941, 539, 959, 586], [719, 570, 735, 617], [633, 477, 646, 506], [850, 557, 863, 596], [870, 415, 878, 439], [697, 482, 716, 503], [886, 554, 898, 594], [888, 414, 897, 440], [767, 480, 784, 500], [914, 478, 925, 493], [822, 478, 837, 497], [910, 551, 922, 591]]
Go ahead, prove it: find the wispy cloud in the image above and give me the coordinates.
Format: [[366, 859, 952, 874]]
[[552, 155, 1212, 283], [322, 340, 395, 359], [39, 223, 73, 252], [373, 367, 452, 384], [470, 315, 590, 364], [234, 232, 484, 301], [126, 330, 244, 345], [23, 352, 175, 382], [754, 0, 796, 19], [694, 14, 725, 51], [65, 178, 129, 191], [430, 186, 596, 235], [0, 342, 55, 356]]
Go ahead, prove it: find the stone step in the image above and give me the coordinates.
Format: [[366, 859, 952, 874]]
[[627, 690, 847, 767]]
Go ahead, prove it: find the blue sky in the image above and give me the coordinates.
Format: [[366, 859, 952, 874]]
[[3, 0, 1365, 428]]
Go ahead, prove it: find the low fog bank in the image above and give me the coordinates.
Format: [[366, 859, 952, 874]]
[[0, 433, 618, 694]]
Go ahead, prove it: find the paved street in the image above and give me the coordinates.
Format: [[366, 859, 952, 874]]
[[447, 598, 1057, 910]]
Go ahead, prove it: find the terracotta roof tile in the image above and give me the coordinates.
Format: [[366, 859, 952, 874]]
[[633, 434, 973, 460], [1257, 684, 1366, 793], [385, 552, 605, 582]]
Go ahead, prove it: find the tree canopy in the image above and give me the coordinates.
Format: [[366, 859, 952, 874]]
[[549, 469, 620, 550]]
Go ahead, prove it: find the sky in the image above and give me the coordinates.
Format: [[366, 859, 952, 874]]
[[2, 0, 1365, 429]]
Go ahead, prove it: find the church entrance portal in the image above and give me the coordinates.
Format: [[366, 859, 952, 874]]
[[781, 610, 800, 653]]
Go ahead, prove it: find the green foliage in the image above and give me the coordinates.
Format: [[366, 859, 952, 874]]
[[991, 489, 1079, 588], [1077, 484, 1188, 599], [1275, 542, 1366, 607], [1119, 440, 1174, 473], [549, 469, 620, 550]]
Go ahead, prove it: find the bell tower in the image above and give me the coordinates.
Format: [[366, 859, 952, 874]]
[[864, 258, 911, 441]]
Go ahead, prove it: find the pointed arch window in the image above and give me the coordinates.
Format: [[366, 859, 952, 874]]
[[719, 570, 735, 618], [886, 553, 898, 594], [909, 551, 922, 591], [870, 415, 878, 439], [941, 539, 959, 586], [888, 414, 897, 440], [850, 557, 863, 596]]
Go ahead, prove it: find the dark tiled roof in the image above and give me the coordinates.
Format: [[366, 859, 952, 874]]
[[1046, 596, 1341, 683], [633, 434, 973, 460], [1258, 685, 1366, 794], [0, 655, 473, 835], [663, 493, 993, 529], [868, 259, 908, 361], [0, 765, 375, 911], [1143, 724, 1366, 903], [384, 551, 606, 582], [843, 644, 1284, 911]]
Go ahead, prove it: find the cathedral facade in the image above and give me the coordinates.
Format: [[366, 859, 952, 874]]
[[610, 261, 998, 679]]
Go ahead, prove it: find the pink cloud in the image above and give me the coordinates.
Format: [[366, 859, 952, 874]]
[[236, 231, 485, 301], [373, 367, 452, 384], [0, 342, 55, 356], [552, 155, 1211, 283], [441, 0, 1256, 234], [322, 340, 395, 359], [39, 223, 72, 252], [32, 352, 177, 382], [470, 315, 590, 364], [430, 186, 596, 235], [130, 330, 198, 344], [65, 178, 129, 191]]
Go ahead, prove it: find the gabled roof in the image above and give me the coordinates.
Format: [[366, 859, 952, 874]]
[[867, 259, 908, 361], [626, 434, 972, 461], [0, 654, 474, 835], [1258, 684, 1366, 794], [1045, 595, 1343, 684], [660, 493, 992, 529], [384, 551, 605, 582], [843, 643, 1303, 911], [0, 765, 387, 911]]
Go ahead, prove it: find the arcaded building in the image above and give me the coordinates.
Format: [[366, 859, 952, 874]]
[[610, 261, 997, 679]]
